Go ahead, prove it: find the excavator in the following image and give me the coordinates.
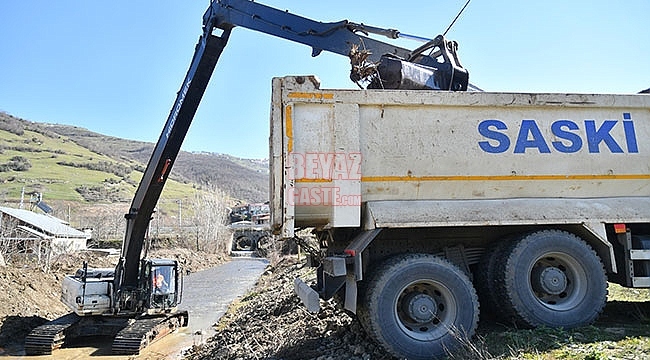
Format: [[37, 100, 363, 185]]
[[24, 0, 468, 355]]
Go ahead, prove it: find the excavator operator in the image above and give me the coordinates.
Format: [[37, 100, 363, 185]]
[[152, 268, 169, 293]]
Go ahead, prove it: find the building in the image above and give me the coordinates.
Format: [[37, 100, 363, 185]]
[[0, 206, 90, 261]]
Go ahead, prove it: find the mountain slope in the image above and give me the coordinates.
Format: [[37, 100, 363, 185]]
[[0, 112, 269, 204]]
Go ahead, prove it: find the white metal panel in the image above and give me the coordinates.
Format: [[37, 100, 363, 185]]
[[364, 198, 650, 229], [630, 250, 650, 260], [632, 277, 650, 287], [290, 102, 335, 227], [270, 76, 650, 232], [61, 276, 112, 315], [331, 103, 361, 227], [356, 103, 649, 201], [269, 77, 286, 236]]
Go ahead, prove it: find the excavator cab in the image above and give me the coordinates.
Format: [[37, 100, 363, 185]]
[[141, 259, 182, 314]]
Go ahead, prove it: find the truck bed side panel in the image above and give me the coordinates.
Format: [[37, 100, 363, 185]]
[[270, 76, 650, 235]]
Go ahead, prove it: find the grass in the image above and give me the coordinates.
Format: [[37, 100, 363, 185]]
[[452, 283, 650, 360], [0, 127, 198, 204]]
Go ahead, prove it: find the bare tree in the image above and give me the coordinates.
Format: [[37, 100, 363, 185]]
[[76, 204, 126, 244], [188, 187, 231, 254], [0, 215, 51, 270]]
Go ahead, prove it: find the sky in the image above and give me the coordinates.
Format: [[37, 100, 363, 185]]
[[1, 0, 648, 159]]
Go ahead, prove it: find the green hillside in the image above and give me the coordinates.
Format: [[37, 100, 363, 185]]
[[28, 119, 268, 203], [0, 122, 192, 205], [0, 111, 268, 206], [0, 114, 205, 208]]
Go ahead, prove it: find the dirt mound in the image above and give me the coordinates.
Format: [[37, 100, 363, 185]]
[[148, 247, 227, 274], [184, 257, 393, 360]]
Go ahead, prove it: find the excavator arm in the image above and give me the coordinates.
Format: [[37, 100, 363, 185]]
[[204, 0, 468, 90], [114, 0, 468, 313], [114, 30, 231, 311], [203, 0, 413, 61]]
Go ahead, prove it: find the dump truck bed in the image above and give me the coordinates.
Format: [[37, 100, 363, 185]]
[[269, 76, 650, 238]]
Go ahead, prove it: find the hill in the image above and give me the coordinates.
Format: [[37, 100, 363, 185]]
[[0, 111, 269, 205]]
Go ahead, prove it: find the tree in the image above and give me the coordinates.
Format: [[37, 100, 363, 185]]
[[188, 188, 230, 253]]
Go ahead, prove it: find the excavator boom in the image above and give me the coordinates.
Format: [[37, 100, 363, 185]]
[[116, 32, 230, 299], [203, 0, 413, 62], [115, 0, 468, 303]]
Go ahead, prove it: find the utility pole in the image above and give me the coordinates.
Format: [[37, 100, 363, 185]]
[[177, 199, 182, 229], [19, 187, 24, 209]]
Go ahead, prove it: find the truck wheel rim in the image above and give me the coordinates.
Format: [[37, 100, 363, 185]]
[[395, 280, 457, 341], [529, 252, 587, 311]]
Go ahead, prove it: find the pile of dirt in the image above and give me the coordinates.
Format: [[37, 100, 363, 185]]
[[184, 257, 393, 360], [148, 247, 227, 274], [0, 247, 225, 355]]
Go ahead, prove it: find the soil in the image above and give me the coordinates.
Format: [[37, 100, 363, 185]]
[[184, 257, 391, 360], [184, 256, 650, 360], [0, 247, 226, 356]]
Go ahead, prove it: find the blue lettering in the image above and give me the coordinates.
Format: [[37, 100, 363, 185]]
[[478, 114, 637, 154], [514, 120, 551, 153], [623, 113, 639, 153], [478, 120, 510, 153], [585, 120, 623, 153], [551, 120, 582, 153]]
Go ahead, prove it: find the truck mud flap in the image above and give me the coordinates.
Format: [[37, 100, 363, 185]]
[[293, 278, 320, 313]]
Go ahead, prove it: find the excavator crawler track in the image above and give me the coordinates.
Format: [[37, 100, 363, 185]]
[[112, 311, 188, 355], [24, 313, 80, 355]]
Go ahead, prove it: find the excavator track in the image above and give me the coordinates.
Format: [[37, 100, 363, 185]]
[[24, 313, 80, 355], [112, 311, 188, 355]]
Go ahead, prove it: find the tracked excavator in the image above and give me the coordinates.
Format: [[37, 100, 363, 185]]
[[24, 0, 468, 355]]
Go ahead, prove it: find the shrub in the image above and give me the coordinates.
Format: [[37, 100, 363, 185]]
[[57, 160, 132, 177], [0, 114, 25, 135], [0, 156, 32, 172]]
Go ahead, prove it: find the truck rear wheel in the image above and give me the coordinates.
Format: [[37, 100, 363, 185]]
[[474, 240, 510, 317], [495, 230, 607, 328], [358, 254, 479, 360]]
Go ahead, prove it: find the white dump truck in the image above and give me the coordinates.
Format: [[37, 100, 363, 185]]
[[270, 75, 650, 359]]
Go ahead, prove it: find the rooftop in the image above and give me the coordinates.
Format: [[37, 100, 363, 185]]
[[0, 206, 87, 239]]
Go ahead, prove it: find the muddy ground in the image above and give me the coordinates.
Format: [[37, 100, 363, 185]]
[[0, 247, 226, 356], [184, 257, 388, 360]]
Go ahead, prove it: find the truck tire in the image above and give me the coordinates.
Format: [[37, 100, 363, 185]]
[[494, 230, 607, 328], [256, 235, 271, 257], [474, 240, 510, 318], [357, 254, 479, 360]]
